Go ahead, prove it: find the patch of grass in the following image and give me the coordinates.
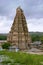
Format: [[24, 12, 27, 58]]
[[0, 51, 43, 65]]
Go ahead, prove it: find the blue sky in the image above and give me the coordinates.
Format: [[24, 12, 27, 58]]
[[0, 0, 43, 33]]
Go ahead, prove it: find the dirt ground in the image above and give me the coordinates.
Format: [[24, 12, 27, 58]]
[[26, 51, 43, 55]]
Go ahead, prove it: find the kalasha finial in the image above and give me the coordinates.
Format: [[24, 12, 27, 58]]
[[17, 6, 21, 9], [16, 6, 23, 12]]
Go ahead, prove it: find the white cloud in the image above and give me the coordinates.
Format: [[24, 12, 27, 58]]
[[0, 16, 13, 33], [27, 18, 43, 32]]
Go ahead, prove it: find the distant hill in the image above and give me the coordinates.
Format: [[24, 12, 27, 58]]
[[0, 33, 8, 36], [29, 32, 43, 36]]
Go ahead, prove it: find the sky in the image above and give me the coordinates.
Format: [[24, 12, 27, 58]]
[[0, 0, 43, 33]]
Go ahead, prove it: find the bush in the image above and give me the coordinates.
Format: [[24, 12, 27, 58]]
[[2, 42, 11, 49]]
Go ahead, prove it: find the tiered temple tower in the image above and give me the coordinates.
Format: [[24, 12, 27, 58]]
[[7, 7, 31, 50]]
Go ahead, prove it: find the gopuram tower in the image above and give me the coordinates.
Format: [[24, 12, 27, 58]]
[[7, 7, 31, 50]]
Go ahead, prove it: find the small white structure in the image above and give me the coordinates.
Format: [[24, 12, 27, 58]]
[[15, 48, 19, 52]]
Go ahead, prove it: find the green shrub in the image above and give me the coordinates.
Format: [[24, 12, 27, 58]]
[[2, 42, 11, 49]]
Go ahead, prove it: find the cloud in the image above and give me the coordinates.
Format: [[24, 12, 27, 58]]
[[27, 18, 43, 32], [0, 16, 13, 33], [0, 0, 43, 18], [23, 0, 43, 18]]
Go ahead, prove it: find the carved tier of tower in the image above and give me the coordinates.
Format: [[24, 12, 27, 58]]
[[7, 7, 31, 50]]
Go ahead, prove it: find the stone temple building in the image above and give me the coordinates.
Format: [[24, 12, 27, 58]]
[[7, 7, 31, 50]]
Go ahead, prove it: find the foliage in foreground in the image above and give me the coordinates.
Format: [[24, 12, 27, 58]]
[[0, 51, 43, 65]]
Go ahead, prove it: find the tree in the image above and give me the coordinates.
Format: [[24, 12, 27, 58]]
[[31, 35, 40, 42], [0, 35, 7, 40], [2, 42, 11, 49], [40, 35, 43, 44]]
